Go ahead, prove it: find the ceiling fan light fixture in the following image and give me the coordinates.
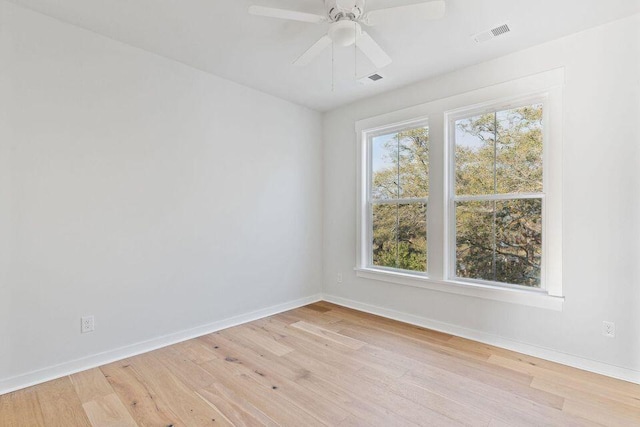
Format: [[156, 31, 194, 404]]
[[250, 0, 447, 69], [328, 20, 361, 47]]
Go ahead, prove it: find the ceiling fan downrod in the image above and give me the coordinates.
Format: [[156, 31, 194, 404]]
[[326, 0, 365, 22]]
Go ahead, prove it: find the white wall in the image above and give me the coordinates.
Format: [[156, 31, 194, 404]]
[[323, 14, 640, 378], [0, 1, 323, 390]]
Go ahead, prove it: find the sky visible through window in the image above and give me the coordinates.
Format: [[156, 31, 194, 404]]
[[371, 133, 397, 175]]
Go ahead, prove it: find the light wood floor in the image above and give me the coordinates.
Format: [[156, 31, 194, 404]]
[[1, 302, 639, 426]]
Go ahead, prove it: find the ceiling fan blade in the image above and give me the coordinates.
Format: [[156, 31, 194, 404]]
[[363, 0, 446, 26], [248, 5, 327, 24], [293, 35, 332, 66], [356, 32, 392, 69]]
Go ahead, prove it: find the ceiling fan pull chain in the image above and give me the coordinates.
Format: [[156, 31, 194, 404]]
[[331, 41, 335, 92], [354, 21, 357, 78]]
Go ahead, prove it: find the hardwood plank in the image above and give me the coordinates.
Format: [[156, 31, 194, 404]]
[[202, 331, 352, 424], [355, 365, 493, 426], [153, 347, 278, 426], [404, 366, 595, 426], [82, 393, 138, 427], [0, 388, 46, 427], [36, 377, 92, 427], [170, 339, 218, 365], [198, 333, 401, 425], [100, 359, 184, 426], [304, 303, 332, 313], [278, 341, 462, 426], [322, 305, 455, 345], [276, 307, 343, 326], [69, 368, 116, 403], [447, 336, 502, 357], [197, 360, 327, 426], [155, 344, 320, 426], [126, 353, 233, 426], [531, 377, 640, 420], [338, 321, 536, 387], [488, 418, 515, 427], [296, 372, 416, 426], [240, 320, 458, 426], [196, 386, 276, 427], [231, 323, 294, 356], [484, 344, 640, 398], [198, 333, 354, 425], [563, 399, 638, 427], [488, 354, 640, 408], [152, 346, 216, 390], [290, 320, 366, 350], [266, 316, 408, 378]]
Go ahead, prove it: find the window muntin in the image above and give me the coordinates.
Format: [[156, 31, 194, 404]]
[[368, 124, 429, 273], [451, 103, 544, 288]]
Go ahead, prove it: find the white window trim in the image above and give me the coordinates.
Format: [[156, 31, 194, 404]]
[[355, 68, 564, 311]]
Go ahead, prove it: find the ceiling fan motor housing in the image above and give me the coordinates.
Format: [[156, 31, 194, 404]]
[[328, 20, 363, 46], [326, 0, 365, 22]]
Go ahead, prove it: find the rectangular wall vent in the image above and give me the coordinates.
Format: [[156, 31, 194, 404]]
[[473, 23, 511, 43], [368, 73, 383, 81]]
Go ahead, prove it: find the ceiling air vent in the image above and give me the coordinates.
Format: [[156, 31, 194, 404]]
[[473, 23, 511, 43], [358, 73, 385, 85]]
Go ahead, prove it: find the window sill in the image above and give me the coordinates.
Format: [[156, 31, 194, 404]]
[[354, 268, 564, 311]]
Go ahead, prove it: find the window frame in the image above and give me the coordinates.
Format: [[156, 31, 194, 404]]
[[365, 118, 430, 275], [445, 94, 549, 292], [355, 68, 564, 310]]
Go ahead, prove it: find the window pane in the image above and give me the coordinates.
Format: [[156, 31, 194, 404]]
[[455, 198, 542, 288], [495, 199, 542, 287], [372, 202, 427, 272], [496, 105, 543, 194], [372, 203, 398, 268], [456, 201, 495, 281], [398, 127, 429, 198], [455, 113, 495, 196], [371, 133, 399, 200], [398, 203, 427, 272]]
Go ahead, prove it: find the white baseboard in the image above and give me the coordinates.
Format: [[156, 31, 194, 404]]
[[0, 293, 322, 396], [323, 294, 640, 385]]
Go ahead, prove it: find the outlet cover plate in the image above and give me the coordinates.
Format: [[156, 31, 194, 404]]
[[602, 321, 615, 338], [81, 316, 95, 334]]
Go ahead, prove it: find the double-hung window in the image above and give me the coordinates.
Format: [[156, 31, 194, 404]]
[[368, 121, 429, 273], [449, 101, 545, 288], [356, 69, 563, 309]]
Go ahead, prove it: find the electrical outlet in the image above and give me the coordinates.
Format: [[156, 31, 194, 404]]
[[81, 316, 95, 334], [336, 273, 343, 283], [602, 321, 615, 338]]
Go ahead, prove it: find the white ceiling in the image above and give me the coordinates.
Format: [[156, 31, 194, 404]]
[[8, 0, 640, 111]]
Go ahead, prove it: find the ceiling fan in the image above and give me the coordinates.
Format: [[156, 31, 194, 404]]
[[249, 0, 446, 69]]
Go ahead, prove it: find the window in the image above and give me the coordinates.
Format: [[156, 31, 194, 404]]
[[356, 69, 564, 309], [368, 122, 429, 273], [450, 102, 544, 288]]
